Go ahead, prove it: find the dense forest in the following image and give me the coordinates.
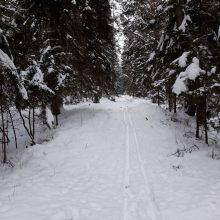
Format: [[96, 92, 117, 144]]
[[0, 0, 117, 163], [122, 0, 220, 144], [0, 0, 219, 163]]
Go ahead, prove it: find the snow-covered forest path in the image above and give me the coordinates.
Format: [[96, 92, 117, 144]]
[[1, 96, 220, 220]]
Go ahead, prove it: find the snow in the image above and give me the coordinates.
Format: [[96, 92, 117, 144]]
[[147, 51, 156, 62], [172, 75, 188, 95], [0, 48, 28, 100], [187, 57, 204, 80], [172, 51, 190, 68], [18, 85, 28, 100], [31, 66, 44, 84], [211, 66, 217, 74], [0, 96, 220, 220], [57, 73, 66, 86], [46, 107, 54, 128], [48, 67, 54, 73], [168, 69, 176, 76], [173, 57, 205, 95], [212, 83, 220, 88], [40, 46, 51, 62], [178, 14, 192, 33], [30, 66, 55, 94], [85, 6, 91, 11], [149, 19, 156, 25], [156, 5, 162, 11], [0, 48, 16, 71], [210, 66, 217, 75]]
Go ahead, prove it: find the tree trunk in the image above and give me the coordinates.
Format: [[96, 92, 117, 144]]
[[9, 109, 18, 149], [93, 94, 100, 103], [168, 82, 172, 112], [1, 103, 7, 163], [196, 107, 200, 139], [28, 107, 33, 138], [55, 115, 58, 126], [173, 94, 177, 113], [157, 87, 160, 106], [18, 109, 35, 146], [204, 94, 208, 145], [32, 107, 35, 140]]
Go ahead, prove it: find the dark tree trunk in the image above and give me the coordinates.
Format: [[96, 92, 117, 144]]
[[1, 103, 6, 163], [157, 87, 160, 106], [93, 94, 100, 104], [186, 102, 196, 116], [28, 107, 33, 138], [204, 95, 208, 145], [168, 81, 172, 112], [51, 96, 62, 126], [32, 107, 35, 140], [174, 5, 184, 27], [18, 109, 35, 146], [55, 115, 58, 126], [196, 110, 200, 139], [8, 109, 18, 149]]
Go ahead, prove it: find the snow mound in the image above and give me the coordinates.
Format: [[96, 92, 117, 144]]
[[173, 57, 205, 95]]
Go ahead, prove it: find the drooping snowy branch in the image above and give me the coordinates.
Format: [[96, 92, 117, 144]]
[[0, 49, 28, 100]]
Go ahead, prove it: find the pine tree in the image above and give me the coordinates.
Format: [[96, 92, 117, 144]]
[[122, 0, 165, 97], [11, 0, 116, 125], [154, 0, 220, 143], [0, 0, 28, 162]]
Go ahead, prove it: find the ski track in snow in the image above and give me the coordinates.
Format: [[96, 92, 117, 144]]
[[122, 106, 162, 220], [123, 108, 130, 220], [128, 109, 162, 220], [1, 96, 220, 220]]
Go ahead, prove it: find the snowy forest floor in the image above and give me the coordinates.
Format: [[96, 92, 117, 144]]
[[0, 96, 220, 220]]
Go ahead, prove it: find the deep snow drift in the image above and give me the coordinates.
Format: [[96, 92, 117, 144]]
[[0, 96, 220, 220]]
